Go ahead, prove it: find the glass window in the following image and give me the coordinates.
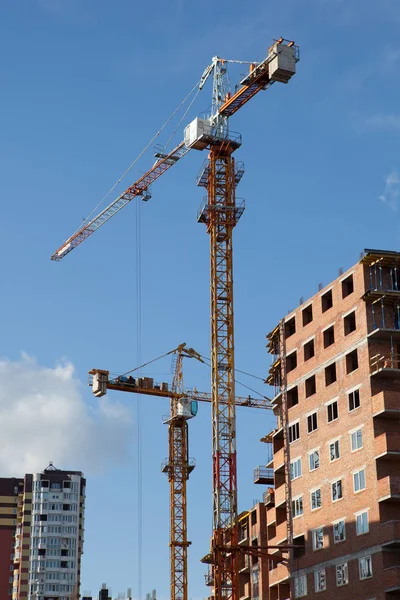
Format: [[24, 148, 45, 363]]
[[329, 440, 340, 461], [348, 389, 360, 411], [354, 469, 366, 492], [309, 450, 320, 471], [314, 569, 326, 592], [359, 556, 372, 580], [290, 458, 302, 481], [336, 562, 348, 586], [327, 400, 338, 422], [356, 511, 369, 535], [292, 497, 303, 518], [333, 519, 346, 543], [312, 527, 324, 550], [332, 479, 343, 501], [307, 412, 318, 433], [289, 422, 300, 444], [351, 429, 363, 451], [294, 575, 307, 598], [310, 488, 322, 511]]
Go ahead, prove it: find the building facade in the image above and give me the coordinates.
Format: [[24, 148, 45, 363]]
[[2, 463, 86, 600], [265, 249, 400, 599], [0, 478, 24, 598]]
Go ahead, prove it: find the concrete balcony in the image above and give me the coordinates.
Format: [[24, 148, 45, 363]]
[[254, 466, 274, 485], [378, 476, 400, 502], [273, 448, 284, 472], [239, 556, 251, 574], [370, 352, 400, 379], [381, 520, 400, 548], [268, 562, 289, 587], [372, 391, 400, 418], [266, 506, 276, 526], [274, 484, 286, 509], [264, 489, 275, 507], [384, 565, 400, 594], [275, 521, 288, 544], [375, 433, 400, 460]]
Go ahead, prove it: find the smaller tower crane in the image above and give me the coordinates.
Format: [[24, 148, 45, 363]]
[[89, 344, 272, 600]]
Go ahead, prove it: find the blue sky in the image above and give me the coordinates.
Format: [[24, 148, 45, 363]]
[[1, 0, 400, 597]]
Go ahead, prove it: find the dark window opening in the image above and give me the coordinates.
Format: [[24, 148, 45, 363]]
[[288, 422, 300, 443], [251, 511, 257, 526], [305, 375, 316, 397], [344, 311, 356, 335], [323, 325, 335, 348], [38, 549, 46, 556], [288, 387, 298, 407], [321, 290, 333, 312], [342, 274, 354, 298], [325, 363, 337, 386], [304, 339, 315, 361], [285, 317, 296, 339], [39, 514, 47, 521], [60, 561, 68, 569], [348, 389, 360, 411], [41, 481, 49, 488], [327, 400, 338, 423], [307, 412, 318, 433], [287, 351, 297, 372], [346, 349, 358, 373], [61, 549, 68, 557], [63, 481, 71, 489], [302, 305, 313, 326]]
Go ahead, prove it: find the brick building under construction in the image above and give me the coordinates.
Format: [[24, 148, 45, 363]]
[[260, 249, 400, 599]]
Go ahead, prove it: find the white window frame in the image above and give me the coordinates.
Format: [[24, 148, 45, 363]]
[[336, 562, 348, 586], [355, 510, 369, 535], [332, 479, 343, 502], [353, 468, 366, 493], [307, 410, 318, 434], [294, 574, 307, 598], [359, 555, 373, 580], [314, 568, 326, 592], [350, 427, 363, 452], [329, 438, 340, 462], [348, 386, 361, 411], [333, 518, 346, 543], [310, 488, 322, 511], [312, 527, 324, 550], [292, 496, 304, 519], [288, 420, 300, 444], [290, 457, 302, 481], [326, 398, 339, 423], [309, 448, 320, 471]]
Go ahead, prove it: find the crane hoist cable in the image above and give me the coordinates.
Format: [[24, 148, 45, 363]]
[[72, 78, 202, 237], [136, 197, 143, 600]]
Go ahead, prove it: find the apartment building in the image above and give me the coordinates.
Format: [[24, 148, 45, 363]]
[[265, 249, 400, 600], [3, 463, 86, 600], [237, 498, 270, 600], [0, 478, 24, 597]]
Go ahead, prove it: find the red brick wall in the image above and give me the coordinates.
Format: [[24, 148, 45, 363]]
[[0, 529, 13, 598]]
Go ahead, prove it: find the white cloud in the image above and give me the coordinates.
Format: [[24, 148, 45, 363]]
[[379, 171, 400, 210], [365, 114, 400, 131], [0, 354, 132, 476]]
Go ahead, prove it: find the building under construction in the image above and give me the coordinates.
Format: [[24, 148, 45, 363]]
[[260, 249, 400, 599]]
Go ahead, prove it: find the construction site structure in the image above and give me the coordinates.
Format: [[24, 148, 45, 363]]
[[91, 344, 272, 600], [265, 249, 400, 599], [51, 38, 299, 600]]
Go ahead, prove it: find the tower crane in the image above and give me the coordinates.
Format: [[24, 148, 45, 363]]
[[51, 37, 299, 600], [89, 343, 272, 600]]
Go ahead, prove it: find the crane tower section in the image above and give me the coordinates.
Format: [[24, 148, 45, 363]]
[[187, 40, 298, 600]]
